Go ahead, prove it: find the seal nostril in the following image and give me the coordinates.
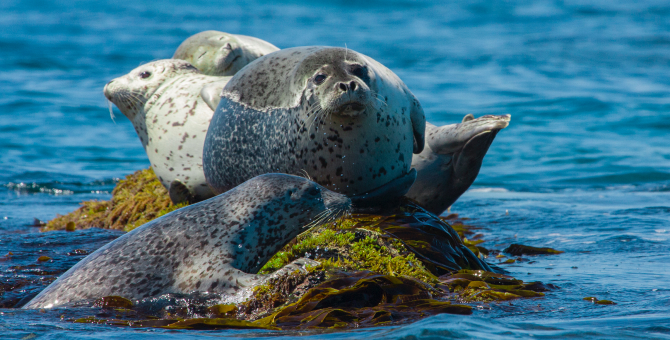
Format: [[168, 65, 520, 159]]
[[350, 81, 356, 91], [107, 80, 114, 86], [339, 83, 347, 92]]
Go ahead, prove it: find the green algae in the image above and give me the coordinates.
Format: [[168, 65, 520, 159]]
[[44, 168, 185, 232]]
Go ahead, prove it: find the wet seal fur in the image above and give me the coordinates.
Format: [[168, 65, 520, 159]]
[[407, 114, 511, 214], [23, 174, 350, 309], [104, 59, 232, 204], [203, 46, 426, 207], [173, 30, 279, 76]]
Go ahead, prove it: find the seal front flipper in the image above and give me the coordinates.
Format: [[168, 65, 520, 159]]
[[409, 92, 426, 154], [350, 169, 417, 212], [200, 79, 229, 111], [169, 179, 195, 205]]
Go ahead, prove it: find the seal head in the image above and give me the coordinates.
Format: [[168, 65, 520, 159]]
[[104, 59, 231, 203], [23, 174, 351, 309], [204, 46, 425, 205], [173, 30, 279, 76]]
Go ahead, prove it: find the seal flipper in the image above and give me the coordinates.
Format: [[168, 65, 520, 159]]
[[200, 79, 229, 111], [168, 179, 195, 205], [409, 94, 426, 154], [428, 114, 510, 155]]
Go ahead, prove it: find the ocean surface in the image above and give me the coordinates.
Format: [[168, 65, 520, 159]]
[[1, 0, 669, 338]]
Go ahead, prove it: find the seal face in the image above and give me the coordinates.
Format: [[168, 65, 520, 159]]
[[173, 30, 279, 76], [23, 174, 351, 309], [203, 46, 426, 203], [407, 114, 511, 215], [103, 59, 232, 203]]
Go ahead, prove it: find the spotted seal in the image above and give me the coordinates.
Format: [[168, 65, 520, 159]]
[[173, 30, 279, 76], [203, 46, 426, 208], [23, 173, 350, 309], [104, 59, 232, 204], [407, 114, 511, 215]]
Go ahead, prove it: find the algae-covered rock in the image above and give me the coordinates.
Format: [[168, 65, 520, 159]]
[[43, 168, 558, 330], [44, 168, 185, 232]]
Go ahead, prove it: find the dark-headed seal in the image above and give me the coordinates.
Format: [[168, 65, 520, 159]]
[[173, 30, 279, 76], [203, 46, 426, 207], [407, 114, 511, 215], [104, 59, 232, 204], [23, 174, 350, 309]]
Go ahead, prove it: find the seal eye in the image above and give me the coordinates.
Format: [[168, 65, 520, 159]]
[[350, 65, 365, 78], [313, 74, 327, 85], [139, 71, 151, 79]]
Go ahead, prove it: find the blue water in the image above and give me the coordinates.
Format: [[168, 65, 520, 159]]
[[1, 0, 669, 338]]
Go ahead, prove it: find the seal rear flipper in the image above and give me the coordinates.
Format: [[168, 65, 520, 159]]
[[169, 179, 195, 205], [200, 79, 229, 111], [428, 114, 510, 155]]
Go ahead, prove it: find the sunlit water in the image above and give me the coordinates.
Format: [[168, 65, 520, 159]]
[[1, 0, 669, 338]]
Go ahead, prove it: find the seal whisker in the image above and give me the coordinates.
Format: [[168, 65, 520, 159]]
[[107, 100, 116, 123]]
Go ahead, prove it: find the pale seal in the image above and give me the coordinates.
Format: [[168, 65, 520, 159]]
[[173, 30, 279, 76], [203, 46, 426, 207], [407, 114, 511, 215], [103, 59, 232, 204], [23, 173, 350, 309]]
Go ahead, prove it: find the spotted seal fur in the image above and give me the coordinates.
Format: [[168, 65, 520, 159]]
[[407, 114, 511, 215], [104, 59, 232, 204], [203, 46, 426, 207], [173, 30, 279, 76], [23, 173, 350, 309]]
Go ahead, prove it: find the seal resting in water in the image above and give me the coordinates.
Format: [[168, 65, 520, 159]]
[[173, 30, 279, 76], [407, 114, 511, 215], [203, 46, 426, 207], [104, 59, 232, 204], [23, 173, 350, 309]]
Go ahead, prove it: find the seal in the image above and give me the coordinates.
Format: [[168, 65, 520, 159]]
[[173, 30, 279, 76], [23, 173, 351, 309], [203, 46, 426, 207], [407, 114, 511, 215], [103, 59, 232, 204]]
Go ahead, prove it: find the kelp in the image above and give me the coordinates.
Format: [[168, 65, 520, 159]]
[[72, 272, 472, 330], [43, 168, 185, 232], [504, 244, 564, 256]]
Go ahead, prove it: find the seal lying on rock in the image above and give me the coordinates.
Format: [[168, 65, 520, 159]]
[[407, 114, 511, 215], [23, 174, 350, 309], [173, 30, 279, 76], [104, 59, 231, 204], [203, 46, 426, 208]]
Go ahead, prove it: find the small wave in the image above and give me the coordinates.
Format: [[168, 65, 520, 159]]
[[3, 180, 114, 196], [611, 206, 670, 216], [468, 187, 510, 193]]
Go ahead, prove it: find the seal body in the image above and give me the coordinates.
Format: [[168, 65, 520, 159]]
[[173, 30, 279, 76], [104, 59, 232, 203], [203, 46, 426, 203], [23, 174, 350, 309], [407, 114, 511, 215]]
